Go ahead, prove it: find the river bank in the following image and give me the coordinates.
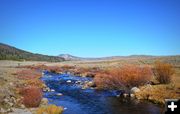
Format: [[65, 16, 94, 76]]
[[0, 61, 63, 114]]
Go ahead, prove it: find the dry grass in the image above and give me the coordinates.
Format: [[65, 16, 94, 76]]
[[37, 105, 63, 114], [21, 64, 48, 70], [20, 64, 63, 74], [172, 68, 180, 88], [15, 69, 41, 80], [135, 84, 180, 105]]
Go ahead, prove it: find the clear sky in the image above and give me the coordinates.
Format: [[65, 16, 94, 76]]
[[0, 0, 180, 57]]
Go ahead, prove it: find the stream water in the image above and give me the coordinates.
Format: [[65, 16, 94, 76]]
[[41, 72, 163, 114]]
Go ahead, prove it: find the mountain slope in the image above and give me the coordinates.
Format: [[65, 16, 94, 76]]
[[58, 54, 157, 61], [58, 54, 180, 66], [0, 43, 65, 62], [58, 54, 83, 61]]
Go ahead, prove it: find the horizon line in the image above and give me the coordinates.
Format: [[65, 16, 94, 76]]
[[1, 42, 180, 58]]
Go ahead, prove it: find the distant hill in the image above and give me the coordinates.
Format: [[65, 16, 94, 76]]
[[58, 54, 156, 61], [0, 43, 65, 62], [58, 54, 82, 61], [58, 54, 180, 66]]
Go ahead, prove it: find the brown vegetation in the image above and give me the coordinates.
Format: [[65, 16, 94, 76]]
[[15, 69, 41, 80], [153, 61, 174, 84], [47, 66, 62, 73], [20, 64, 48, 70], [73, 67, 100, 77], [37, 105, 64, 114], [25, 79, 45, 88], [61, 65, 75, 70], [19, 86, 42, 107], [13, 69, 44, 108], [135, 84, 179, 105], [94, 65, 152, 90], [20, 64, 64, 73]]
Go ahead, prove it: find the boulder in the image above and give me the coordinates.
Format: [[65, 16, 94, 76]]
[[87, 81, 96, 87], [40, 98, 48, 106], [83, 81, 96, 88], [130, 87, 140, 94], [9, 108, 32, 114], [9, 82, 14, 86], [20, 104, 26, 109], [10, 97, 17, 104], [130, 94, 135, 98], [0, 108, 6, 113], [7, 108, 13, 112], [0, 88, 15, 102], [4, 98, 9, 103], [123, 93, 129, 98], [7, 102, 14, 107], [145, 84, 152, 88]]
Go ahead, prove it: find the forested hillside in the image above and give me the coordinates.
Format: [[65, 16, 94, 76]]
[[0, 43, 65, 62]]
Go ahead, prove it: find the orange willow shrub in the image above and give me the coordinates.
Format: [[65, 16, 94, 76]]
[[154, 61, 174, 84], [46, 66, 62, 73], [19, 86, 42, 107], [61, 65, 75, 69], [94, 65, 152, 90]]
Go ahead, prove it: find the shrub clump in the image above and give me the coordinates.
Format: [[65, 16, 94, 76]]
[[37, 105, 64, 114], [153, 61, 174, 84], [19, 86, 42, 107], [135, 84, 178, 104], [47, 66, 62, 73], [94, 65, 152, 90]]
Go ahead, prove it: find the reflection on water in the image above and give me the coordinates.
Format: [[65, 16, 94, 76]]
[[41, 72, 163, 114]]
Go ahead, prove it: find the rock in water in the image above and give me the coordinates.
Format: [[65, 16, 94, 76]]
[[56, 93, 63, 96], [50, 89, 55, 92], [67, 80, 71, 83]]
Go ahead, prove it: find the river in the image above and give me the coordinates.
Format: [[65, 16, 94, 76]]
[[41, 72, 163, 114]]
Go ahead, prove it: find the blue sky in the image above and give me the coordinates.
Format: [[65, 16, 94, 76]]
[[0, 0, 180, 57]]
